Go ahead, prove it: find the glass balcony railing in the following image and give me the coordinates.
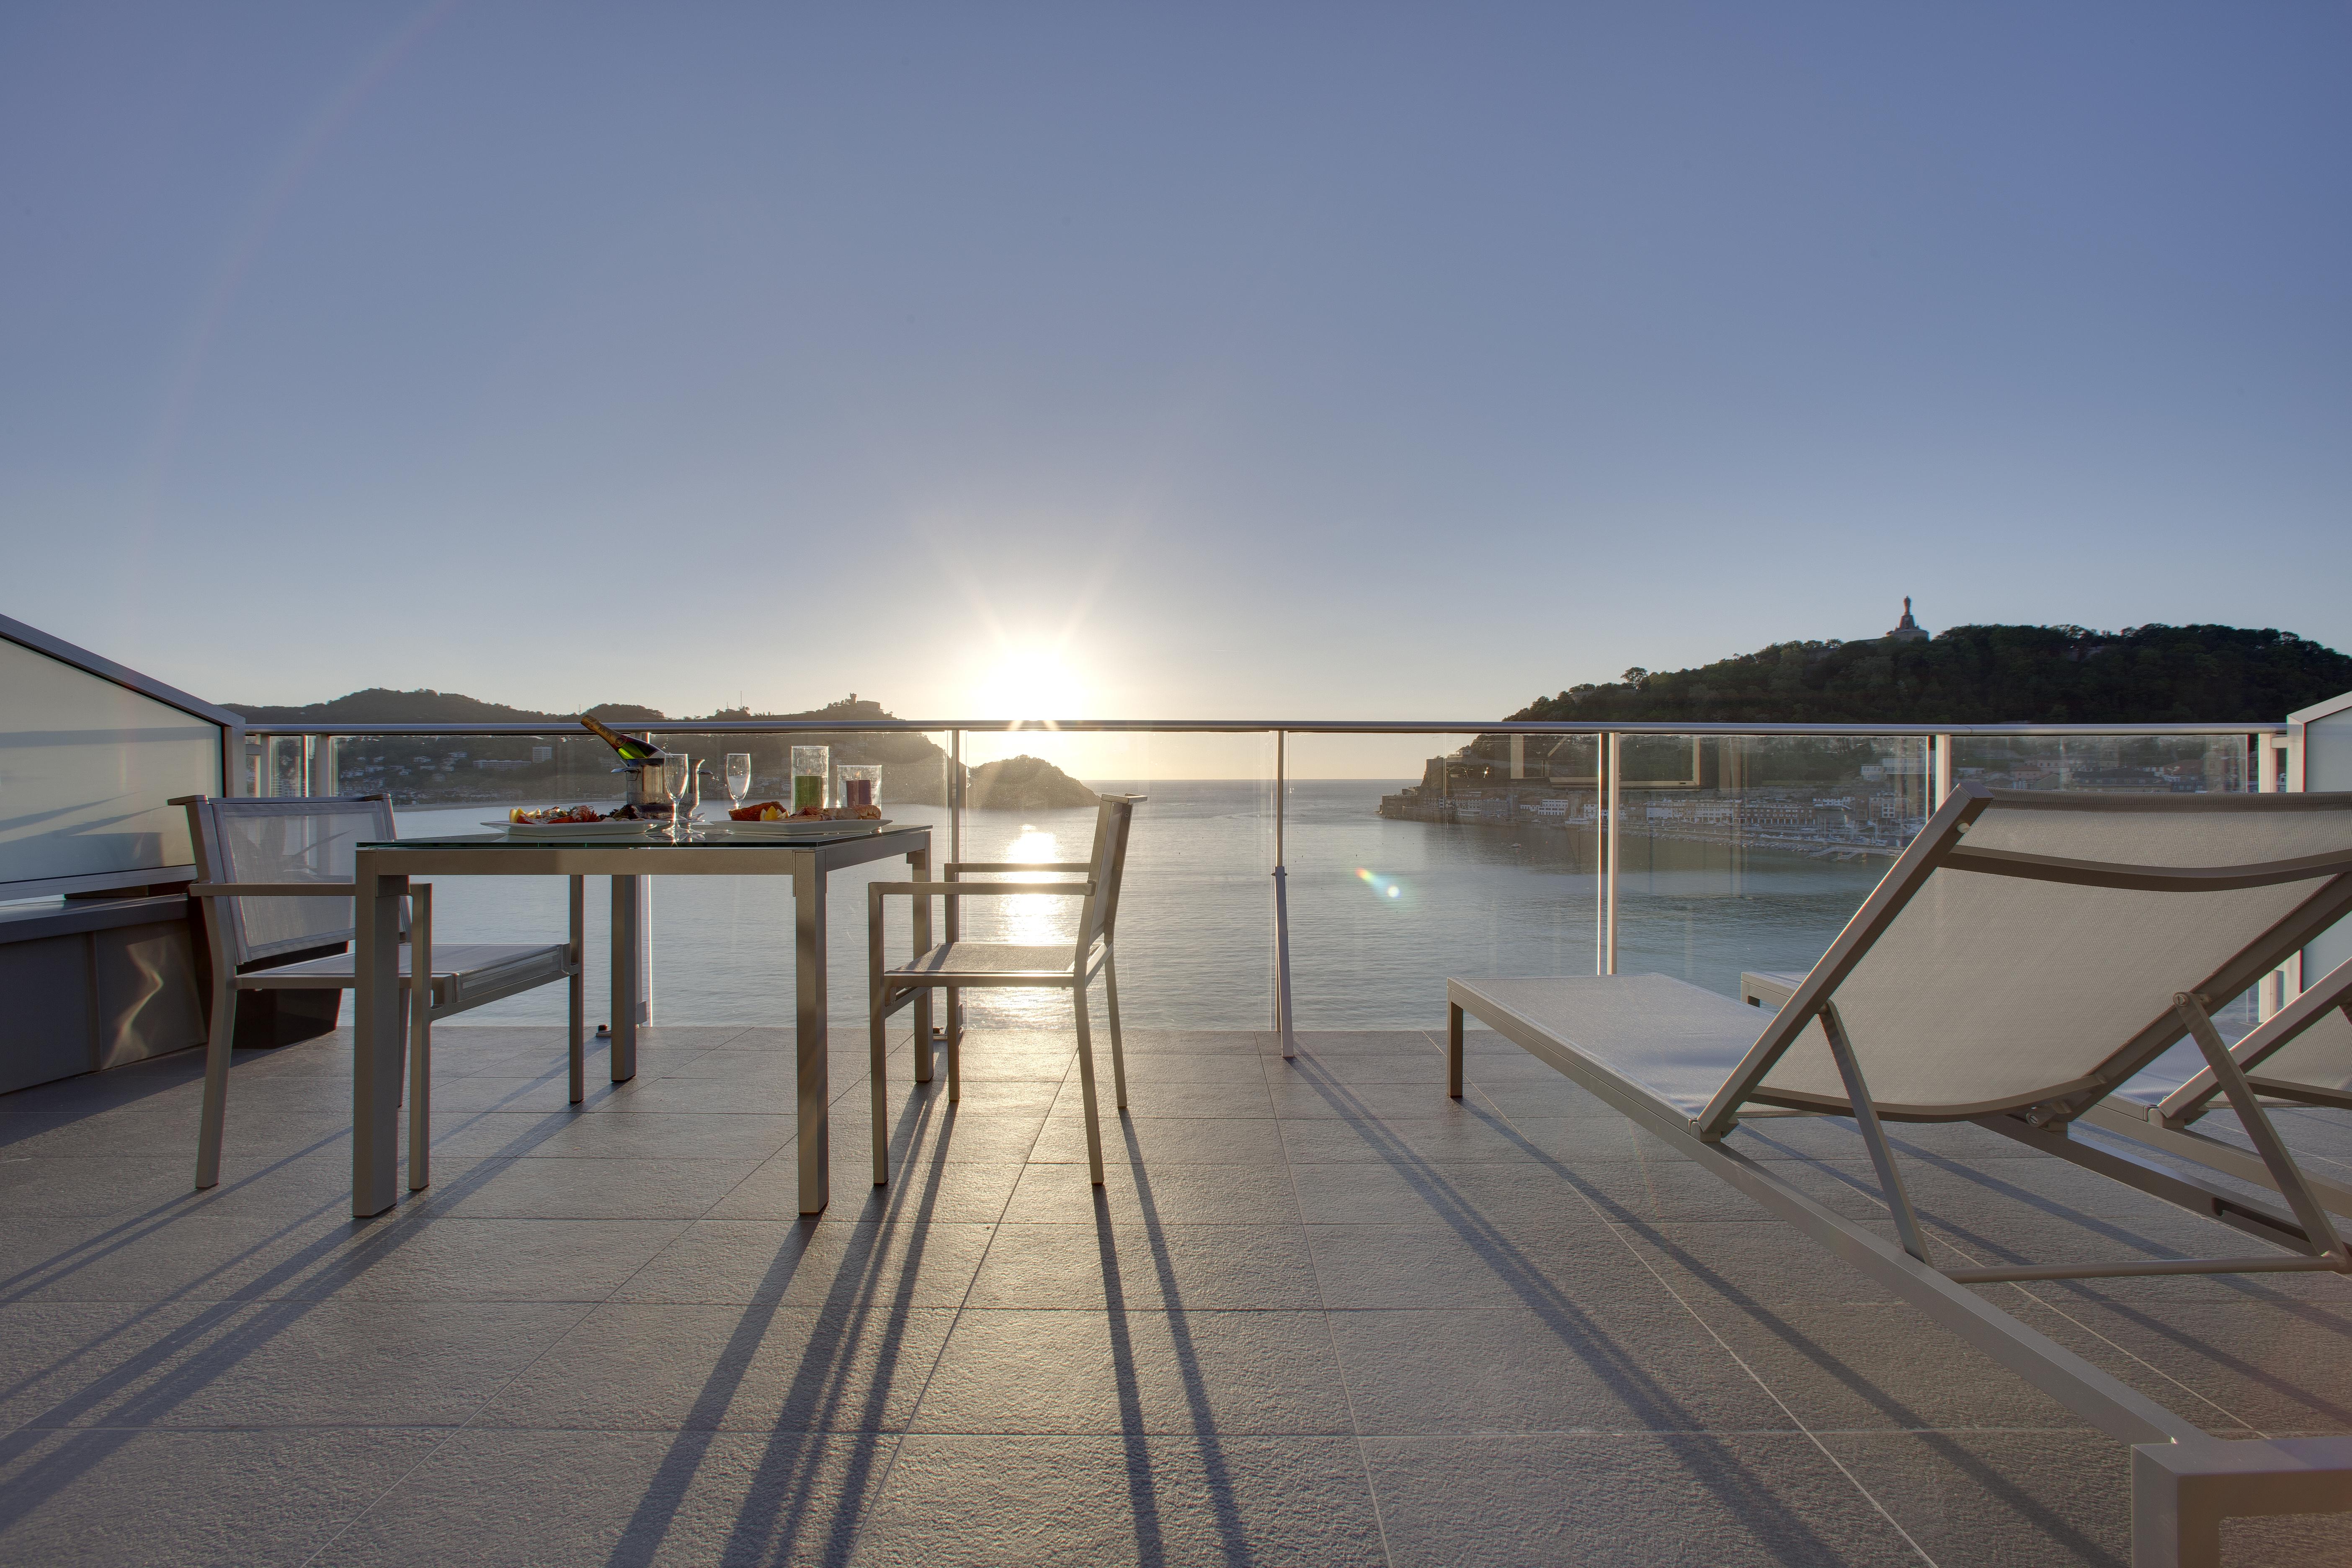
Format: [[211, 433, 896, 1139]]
[[230, 719, 2305, 1037]]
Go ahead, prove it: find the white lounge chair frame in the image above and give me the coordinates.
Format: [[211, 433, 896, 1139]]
[[865, 794, 1141, 1185], [1449, 784, 2352, 1568], [179, 795, 582, 1191]]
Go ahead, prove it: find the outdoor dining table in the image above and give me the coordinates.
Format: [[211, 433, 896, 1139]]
[[349, 823, 932, 1219]]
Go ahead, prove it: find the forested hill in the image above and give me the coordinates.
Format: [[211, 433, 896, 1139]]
[[1508, 625, 2352, 727], [224, 691, 895, 728]]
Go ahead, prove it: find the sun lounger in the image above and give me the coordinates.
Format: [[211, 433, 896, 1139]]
[[1449, 784, 2352, 1568], [1746, 955, 2352, 1220]]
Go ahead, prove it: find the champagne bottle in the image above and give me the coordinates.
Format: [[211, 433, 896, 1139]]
[[579, 714, 665, 763]]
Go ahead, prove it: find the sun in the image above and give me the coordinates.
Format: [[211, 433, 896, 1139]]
[[974, 647, 1087, 720]]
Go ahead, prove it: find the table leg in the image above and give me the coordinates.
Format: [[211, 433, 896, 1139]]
[[567, 875, 585, 1104], [795, 859, 830, 1214], [353, 869, 406, 1217], [909, 844, 933, 1084], [610, 874, 640, 1083]]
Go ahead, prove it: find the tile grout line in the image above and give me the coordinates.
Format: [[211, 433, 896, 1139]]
[[1465, 1078, 1943, 1568]]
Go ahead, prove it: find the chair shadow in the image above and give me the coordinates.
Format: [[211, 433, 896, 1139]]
[[1085, 1118, 1254, 1568], [602, 1071, 957, 1568], [0, 1037, 619, 1535]]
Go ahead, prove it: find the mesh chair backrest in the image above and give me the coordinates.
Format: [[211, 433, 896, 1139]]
[[1754, 792, 2352, 1118], [1079, 796, 1138, 947], [196, 796, 394, 966]]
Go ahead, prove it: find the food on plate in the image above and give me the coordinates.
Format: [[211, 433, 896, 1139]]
[[510, 805, 606, 825], [720, 802, 885, 824]]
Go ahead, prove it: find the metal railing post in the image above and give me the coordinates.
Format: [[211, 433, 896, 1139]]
[[1272, 730, 1295, 1058], [1932, 733, 1953, 811], [1604, 731, 1622, 976]]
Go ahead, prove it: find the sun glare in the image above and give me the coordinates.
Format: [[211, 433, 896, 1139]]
[[975, 647, 1086, 720]]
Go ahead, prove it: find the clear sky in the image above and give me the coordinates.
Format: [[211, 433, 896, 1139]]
[[5, 3, 2348, 733]]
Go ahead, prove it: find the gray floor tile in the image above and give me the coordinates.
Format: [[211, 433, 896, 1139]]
[[855, 1434, 1386, 1567], [317, 1427, 899, 1568], [610, 1220, 997, 1310], [1029, 1115, 1291, 1166], [1280, 1113, 1542, 1165], [515, 1111, 797, 1162], [289, 1217, 688, 1301], [703, 1154, 1023, 1225], [1331, 1306, 1793, 1436], [1671, 1298, 2092, 1434], [2, 1297, 586, 1431], [998, 1161, 1303, 1227], [968, 1222, 1321, 1310], [913, 1309, 1352, 1435], [475, 1302, 957, 1432], [1308, 1219, 1672, 1310], [404, 1155, 760, 1218], [0, 1426, 444, 1568], [1363, 1432, 1922, 1567], [1816, 1430, 2133, 1568], [1058, 1078, 1274, 1119]]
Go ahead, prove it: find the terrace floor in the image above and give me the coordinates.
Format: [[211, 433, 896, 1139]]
[[5, 1023, 2352, 1566]]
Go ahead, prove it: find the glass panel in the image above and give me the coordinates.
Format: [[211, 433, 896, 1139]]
[[1283, 731, 1596, 1029], [1950, 732, 2249, 794], [0, 634, 222, 895], [1613, 735, 1925, 1000], [949, 728, 1273, 1031]]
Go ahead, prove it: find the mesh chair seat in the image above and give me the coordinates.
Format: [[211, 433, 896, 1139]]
[[250, 940, 573, 1009], [886, 941, 1090, 983]]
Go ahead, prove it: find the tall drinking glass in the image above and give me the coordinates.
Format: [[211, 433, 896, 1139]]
[[725, 753, 753, 812], [792, 746, 830, 813]]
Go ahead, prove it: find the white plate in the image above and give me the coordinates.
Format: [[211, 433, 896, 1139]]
[[485, 818, 662, 838], [697, 817, 892, 838]]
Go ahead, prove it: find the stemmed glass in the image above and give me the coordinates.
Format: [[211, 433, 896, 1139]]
[[725, 753, 753, 815], [662, 753, 694, 840]]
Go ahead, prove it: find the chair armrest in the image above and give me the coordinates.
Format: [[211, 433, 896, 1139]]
[[188, 882, 360, 898], [946, 862, 1093, 875], [869, 881, 1094, 899]]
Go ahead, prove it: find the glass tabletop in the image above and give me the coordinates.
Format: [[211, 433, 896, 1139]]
[[364, 825, 927, 848]]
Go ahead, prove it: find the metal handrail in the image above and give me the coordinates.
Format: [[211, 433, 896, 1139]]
[[238, 717, 2286, 737]]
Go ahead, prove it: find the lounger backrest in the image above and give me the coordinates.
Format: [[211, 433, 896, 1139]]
[[2250, 1009, 2352, 1094], [187, 796, 396, 967], [1746, 790, 2352, 1120]]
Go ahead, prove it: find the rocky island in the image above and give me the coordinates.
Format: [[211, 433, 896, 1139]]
[[964, 755, 1098, 810]]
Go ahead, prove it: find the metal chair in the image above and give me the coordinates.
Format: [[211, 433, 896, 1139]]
[[178, 795, 582, 1191], [866, 794, 1142, 1184]]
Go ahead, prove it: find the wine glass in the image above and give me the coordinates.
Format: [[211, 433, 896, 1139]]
[[725, 753, 752, 814], [662, 753, 694, 838]]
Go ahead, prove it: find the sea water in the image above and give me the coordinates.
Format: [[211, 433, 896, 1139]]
[[395, 780, 1899, 1033]]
